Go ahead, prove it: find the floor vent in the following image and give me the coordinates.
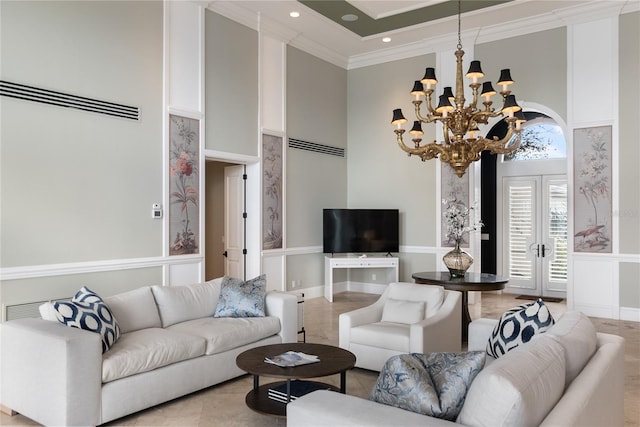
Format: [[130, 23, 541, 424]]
[[288, 138, 345, 157], [0, 80, 140, 120]]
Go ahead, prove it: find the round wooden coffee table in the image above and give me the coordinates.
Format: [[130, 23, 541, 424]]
[[236, 342, 356, 417]]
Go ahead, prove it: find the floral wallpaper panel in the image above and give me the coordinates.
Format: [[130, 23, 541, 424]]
[[573, 125, 612, 253], [169, 115, 199, 255], [262, 134, 283, 250]]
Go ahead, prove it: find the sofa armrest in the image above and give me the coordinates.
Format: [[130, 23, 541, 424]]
[[265, 291, 298, 343], [338, 300, 384, 350], [467, 318, 498, 352], [541, 333, 625, 427], [287, 390, 457, 427], [0, 318, 102, 427], [409, 290, 462, 353]]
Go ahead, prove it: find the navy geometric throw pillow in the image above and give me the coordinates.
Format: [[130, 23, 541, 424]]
[[53, 287, 121, 353], [486, 298, 554, 358]]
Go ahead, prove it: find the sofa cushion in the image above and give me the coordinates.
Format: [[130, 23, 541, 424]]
[[370, 352, 485, 420], [151, 281, 220, 327], [546, 310, 597, 386], [350, 322, 410, 352], [388, 283, 444, 318], [458, 335, 565, 427], [486, 298, 554, 358], [381, 299, 425, 324], [104, 287, 161, 334], [167, 316, 281, 355], [53, 287, 121, 353], [214, 275, 266, 318], [102, 328, 206, 383]]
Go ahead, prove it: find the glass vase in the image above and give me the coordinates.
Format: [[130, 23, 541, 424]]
[[443, 240, 473, 277]]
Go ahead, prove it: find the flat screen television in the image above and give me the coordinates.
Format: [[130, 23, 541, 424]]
[[323, 208, 399, 255]]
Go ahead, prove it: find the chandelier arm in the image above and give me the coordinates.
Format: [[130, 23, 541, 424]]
[[420, 143, 447, 161], [414, 101, 439, 124], [395, 130, 427, 156], [469, 110, 502, 127], [485, 121, 522, 154], [424, 90, 437, 115]]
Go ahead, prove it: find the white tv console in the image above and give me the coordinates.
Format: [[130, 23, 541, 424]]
[[324, 255, 399, 302]]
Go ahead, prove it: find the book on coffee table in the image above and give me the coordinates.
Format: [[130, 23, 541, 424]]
[[267, 380, 331, 403], [264, 351, 319, 367]]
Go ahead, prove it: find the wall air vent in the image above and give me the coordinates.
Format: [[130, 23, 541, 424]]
[[3, 298, 68, 322], [0, 80, 140, 120], [288, 138, 345, 157]]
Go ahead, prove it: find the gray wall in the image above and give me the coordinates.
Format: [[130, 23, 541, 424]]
[[619, 11, 640, 255], [620, 262, 640, 309], [286, 46, 348, 248], [205, 11, 259, 156], [475, 27, 567, 120], [285, 46, 347, 291], [1, 1, 163, 268], [347, 55, 438, 253]]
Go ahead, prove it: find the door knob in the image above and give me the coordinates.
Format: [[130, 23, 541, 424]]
[[223, 251, 228, 257]]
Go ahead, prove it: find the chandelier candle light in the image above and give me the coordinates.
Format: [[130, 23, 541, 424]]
[[391, 0, 523, 177]]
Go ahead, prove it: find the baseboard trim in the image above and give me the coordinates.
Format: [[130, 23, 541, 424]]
[[620, 307, 640, 322]]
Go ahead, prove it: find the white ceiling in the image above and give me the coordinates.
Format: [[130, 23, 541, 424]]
[[207, 0, 638, 69]]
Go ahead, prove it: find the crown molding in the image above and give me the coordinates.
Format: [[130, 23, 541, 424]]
[[207, 1, 637, 71], [348, 1, 637, 70], [206, 1, 259, 31], [258, 14, 299, 44], [288, 36, 349, 69], [553, 0, 630, 25]]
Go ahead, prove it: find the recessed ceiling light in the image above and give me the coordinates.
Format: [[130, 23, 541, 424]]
[[382, 37, 391, 43], [341, 14, 358, 22], [290, 11, 300, 18]]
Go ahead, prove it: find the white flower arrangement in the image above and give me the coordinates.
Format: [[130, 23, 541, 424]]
[[442, 199, 483, 243]]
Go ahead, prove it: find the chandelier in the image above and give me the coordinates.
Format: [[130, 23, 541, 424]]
[[391, 1, 524, 177]]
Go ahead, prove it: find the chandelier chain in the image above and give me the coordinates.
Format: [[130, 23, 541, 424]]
[[457, 0, 462, 50]]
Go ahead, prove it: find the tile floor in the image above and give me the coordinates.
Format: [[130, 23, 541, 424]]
[[2, 292, 638, 426]]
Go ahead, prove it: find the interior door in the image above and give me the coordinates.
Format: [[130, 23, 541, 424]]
[[502, 175, 567, 298], [224, 165, 245, 279]]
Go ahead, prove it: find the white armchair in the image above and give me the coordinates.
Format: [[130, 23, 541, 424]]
[[339, 282, 462, 371]]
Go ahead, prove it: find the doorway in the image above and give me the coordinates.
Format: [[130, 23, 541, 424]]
[[204, 161, 245, 281], [482, 110, 568, 299]]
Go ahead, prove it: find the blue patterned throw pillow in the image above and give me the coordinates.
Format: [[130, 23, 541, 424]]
[[369, 352, 486, 420], [214, 275, 266, 318], [486, 298, 555, 358], [53, 287, 121, 353]]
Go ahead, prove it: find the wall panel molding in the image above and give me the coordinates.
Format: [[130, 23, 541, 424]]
[[0, 255, 203, 281]]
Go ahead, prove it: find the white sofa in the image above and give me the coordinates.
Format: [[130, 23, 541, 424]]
[[288, 310, 625, 427], [339, 283, 461, 371], [0, 278, 298, 426]]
